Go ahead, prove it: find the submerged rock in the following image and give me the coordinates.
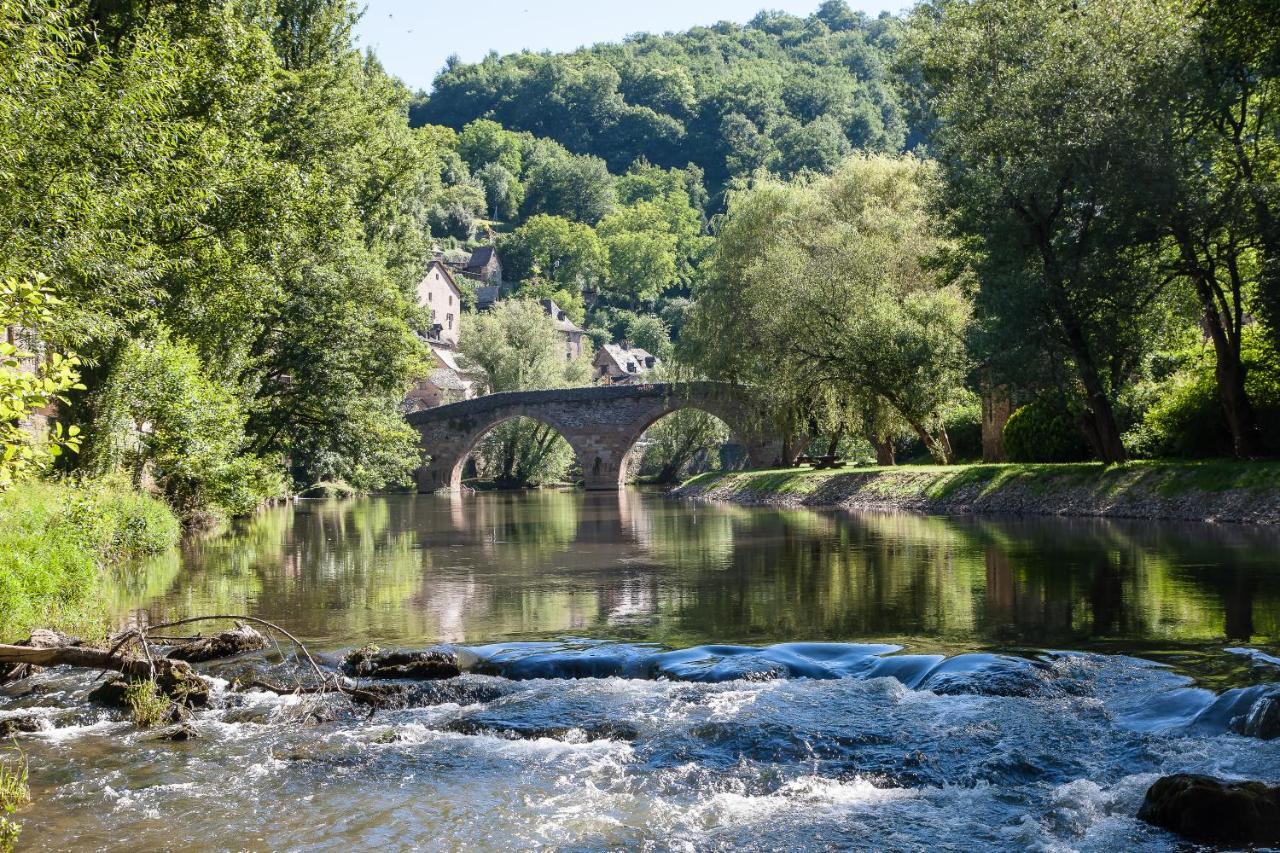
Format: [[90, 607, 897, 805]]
[[343, 647, 460, 681], [1138, 774, 1280, 845], [1230, 690, 1280, 740], [0, 715, 44, 736], [166, 624, 267, 663]]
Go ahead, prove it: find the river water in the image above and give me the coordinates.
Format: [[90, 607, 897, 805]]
[[5, 491, 1280, 851]]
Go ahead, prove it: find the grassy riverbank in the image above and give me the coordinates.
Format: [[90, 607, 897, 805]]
[[0, 478, 180, 642], [676, 460, 1280, 524]]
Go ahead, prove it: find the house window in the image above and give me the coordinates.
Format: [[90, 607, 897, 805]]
[[447, 313, 454, 329], [448, 294, 453, 306]]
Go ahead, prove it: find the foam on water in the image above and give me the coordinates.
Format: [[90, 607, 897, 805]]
[[3, 642, 1279, 851]]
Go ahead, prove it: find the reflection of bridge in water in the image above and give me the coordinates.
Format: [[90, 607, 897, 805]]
[[407, 382, 782, 492]]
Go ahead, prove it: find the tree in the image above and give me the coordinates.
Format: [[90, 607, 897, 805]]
[[521, 149, 617, 224], [456, 118, 524, 175], [640, 409, 730, 483], [908, 0, 1195, 462], [460, 300, 592, 487], [1192, 0, 1280, 358], [0, 0, 439, 510], [498, 215, 608, 293], [0, 277, 83, 489], [684, 155, 970, 463], [475, 162, 523, 221]]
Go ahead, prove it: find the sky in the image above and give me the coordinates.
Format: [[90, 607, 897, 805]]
[[353, 0, 909, 91]]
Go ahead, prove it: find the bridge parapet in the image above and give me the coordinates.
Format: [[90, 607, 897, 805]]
[[407, 382, 781, 492]]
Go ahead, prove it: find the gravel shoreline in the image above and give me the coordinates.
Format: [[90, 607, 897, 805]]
[[673, 467, 1280, 525]]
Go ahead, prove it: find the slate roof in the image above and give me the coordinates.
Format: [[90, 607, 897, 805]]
[[540, 298, 584, 334], [465, 246, 496, 273], [598, 343, 658, 377]]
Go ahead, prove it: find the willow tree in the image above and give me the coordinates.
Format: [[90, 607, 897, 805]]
[[683, 155, 971, 463], [461, 299, 592, 487]]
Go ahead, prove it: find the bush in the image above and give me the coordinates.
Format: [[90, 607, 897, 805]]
[[1136, 329, 1280, 458], [0, 477, 179, 640], [1003, 397, 1092, 462]]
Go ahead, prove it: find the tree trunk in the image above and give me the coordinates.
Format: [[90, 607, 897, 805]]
[[1174, 229, 1260, 457], [981, 380, 1012, 462], [870, 434, 895, 466]]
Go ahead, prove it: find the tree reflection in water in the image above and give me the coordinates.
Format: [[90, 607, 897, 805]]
[[110, 491, 1280, 663]]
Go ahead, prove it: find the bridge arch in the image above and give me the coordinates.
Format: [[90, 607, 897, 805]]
[[407, 383, 782, 493], [433, 411, 584, 492]]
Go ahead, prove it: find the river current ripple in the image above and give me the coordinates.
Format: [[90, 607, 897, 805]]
[[4, 640, 1279, 851]]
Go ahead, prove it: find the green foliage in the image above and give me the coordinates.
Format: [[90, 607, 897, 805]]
[[1135, 331, 1280, 458], [499, 215, 608, 294], [0, 0, 436, 513], [1002, 399, 1092, 464], [637, 408, 730, 483], [621, 315, 672, 360], [124, 679, 170, 728], [461, 300, 592, 487], [521, 149, 616, 224], [89, 335, 283, 521], [413, 4, 908, 190], [684, 155, 970, 463], [942, 398, 983, 463], [0, 476, 178, 640], [0, 276, 84, 488], [0, 741, 29, 853], [908, 0, 1194, 462]]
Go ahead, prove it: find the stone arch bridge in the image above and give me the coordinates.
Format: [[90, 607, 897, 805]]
[[407, 382, 782, 492]]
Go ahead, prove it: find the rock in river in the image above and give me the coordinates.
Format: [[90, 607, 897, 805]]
[[166, 623, 267, 663], [1138, 774, 1280, 845], [343, 647, 461, 680]]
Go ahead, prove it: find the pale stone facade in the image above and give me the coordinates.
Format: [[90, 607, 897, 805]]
[[415, 260, 463, 348]]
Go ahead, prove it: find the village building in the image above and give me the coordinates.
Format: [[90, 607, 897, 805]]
[[415, 259, 463, 348], [475, 284, 501, 312], [541, 298, 586, 361], [403, 343, 482, 413], [594, 343, 659, 384], [461, 245, 502, 285]]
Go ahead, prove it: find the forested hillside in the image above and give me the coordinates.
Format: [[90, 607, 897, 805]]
[[411, 3, 914, 192]]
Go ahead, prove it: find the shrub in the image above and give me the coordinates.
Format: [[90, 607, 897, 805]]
[[1003, 397, 1092, 462], [89, 333, 284, 521], [0, 741, 29, 853]]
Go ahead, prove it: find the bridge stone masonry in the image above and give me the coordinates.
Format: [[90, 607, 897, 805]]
[[407, 382, 783, 492]]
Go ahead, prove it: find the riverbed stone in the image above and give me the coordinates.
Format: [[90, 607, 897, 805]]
[[1230, 690, 1280, 740], [1138, 774, 1280, 845], [343, 647, 461, 680], [166, 624, 267, 663]]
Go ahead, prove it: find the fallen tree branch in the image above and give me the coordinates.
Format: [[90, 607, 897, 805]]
[[0, 642, 199, 696]]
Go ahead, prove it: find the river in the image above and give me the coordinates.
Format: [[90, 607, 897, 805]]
[[5, 490, 1280, 850]]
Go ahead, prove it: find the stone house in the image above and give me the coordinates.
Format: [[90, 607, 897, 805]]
[[462, 245, 503, 285], [541, 299, 586, 361], [416, 259, 463, 348], [403, 343, 482, 413], [594, 343, 659, 384]]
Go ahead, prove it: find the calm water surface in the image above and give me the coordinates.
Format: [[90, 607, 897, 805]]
[[6, 491, 1280, 851]]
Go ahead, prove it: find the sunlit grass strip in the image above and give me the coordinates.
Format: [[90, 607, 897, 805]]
[[683, 460, 1280, 502]]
